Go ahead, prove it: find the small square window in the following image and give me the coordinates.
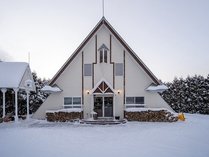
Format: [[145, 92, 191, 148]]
[[135, 97, 144, 104], [73, 97, 81, 104], [115, 63, 123, 76], [84, 64, 92, 76], [64, 97, 72, 105], [126, 97, 134, 104]]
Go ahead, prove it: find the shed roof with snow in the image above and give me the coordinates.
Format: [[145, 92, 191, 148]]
[[0, 62, 35, 91]]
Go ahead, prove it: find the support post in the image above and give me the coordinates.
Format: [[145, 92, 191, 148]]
[[1, 89, 7, 118], [91, 94, 94, 119], [26, 91, 30, 120], [113, 94, 116, 120], [13, 88, 19, 122], [24, 79, 33, 120]]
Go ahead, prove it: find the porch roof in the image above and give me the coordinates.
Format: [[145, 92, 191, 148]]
[[91, 79, 116, 94], [0, 62, 34, 90]]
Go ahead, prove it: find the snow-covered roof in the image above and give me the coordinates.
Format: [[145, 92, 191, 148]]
[[41, 85, 62, 93], [146, 84, 168, 93], [0, 62, 30, 89]]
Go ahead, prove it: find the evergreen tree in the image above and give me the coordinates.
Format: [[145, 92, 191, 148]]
[[29, 72, 49, 113], [161, 75, 209, 114]]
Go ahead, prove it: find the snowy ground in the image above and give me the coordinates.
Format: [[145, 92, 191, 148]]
[[0, 114, 209, 157]]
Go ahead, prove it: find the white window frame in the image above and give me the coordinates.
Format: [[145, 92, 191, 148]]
[[125, 96, 145, 108], [64, 97, 82, 108]]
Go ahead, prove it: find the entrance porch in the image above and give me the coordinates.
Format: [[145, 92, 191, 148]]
[[89, 80, 117, 120]]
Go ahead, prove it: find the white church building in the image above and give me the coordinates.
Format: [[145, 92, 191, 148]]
[[34, 17, 173, 120]]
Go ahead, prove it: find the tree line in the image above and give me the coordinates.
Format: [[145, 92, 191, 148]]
[[161, 75, 209, 114]]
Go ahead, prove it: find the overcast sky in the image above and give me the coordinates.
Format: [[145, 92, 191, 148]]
[[0, 0, 209, 82]]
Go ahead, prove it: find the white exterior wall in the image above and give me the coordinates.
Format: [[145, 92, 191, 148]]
[[94, 26, 113, 86], [56, 53, 82, 97], [33, 53, 83, 119], [33, 93, 63, 119], [83, 31, 95, 119], [125, 51, 173, 111], [111, 33, 125, 119], [34, 21, 173, 120]]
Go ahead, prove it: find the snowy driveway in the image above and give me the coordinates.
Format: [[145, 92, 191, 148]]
[[0, 114, 209, 157]]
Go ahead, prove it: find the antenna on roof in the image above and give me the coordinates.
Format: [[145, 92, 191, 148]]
[[102, 0, 105, 17]]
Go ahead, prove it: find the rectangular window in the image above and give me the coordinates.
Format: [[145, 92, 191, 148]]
[[115, 63, 123, 76], [100, 50, 103, 63], [104, 50, 107, 63], [84, 64, 92, 76], [135, 97, 144, 104], [64, 97, 72, 105], [126, 97, 144, 104], [73, 97, 81, 104], [64, 97, 81, 108], [126, 97, 135, 104]]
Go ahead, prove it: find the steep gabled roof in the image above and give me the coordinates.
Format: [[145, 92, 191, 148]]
[[0, 62, 35, 91], [50, 17, 160, 85]]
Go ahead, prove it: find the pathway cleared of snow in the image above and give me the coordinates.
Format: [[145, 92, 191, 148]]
[[0, 114, 209, 157]]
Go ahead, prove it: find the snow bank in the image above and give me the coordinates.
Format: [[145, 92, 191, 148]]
[[0, 114, 209, 157], [46, 108, 83, 113]]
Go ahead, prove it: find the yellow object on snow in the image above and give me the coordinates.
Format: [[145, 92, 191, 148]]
[[178, 113, 185, 121]]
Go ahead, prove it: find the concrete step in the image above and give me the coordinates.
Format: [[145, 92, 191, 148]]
[[80, 119, 126, 125]]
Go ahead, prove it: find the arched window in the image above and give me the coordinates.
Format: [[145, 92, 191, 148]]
[[98, 44, 109, 63]]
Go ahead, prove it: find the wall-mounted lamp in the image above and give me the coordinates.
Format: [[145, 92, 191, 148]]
[[117, 90, 120, 94], [86, 90, 90, 94]]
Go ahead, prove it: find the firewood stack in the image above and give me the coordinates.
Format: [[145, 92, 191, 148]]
[[46, 111, 82, 122], [125, 110, 178, 122]]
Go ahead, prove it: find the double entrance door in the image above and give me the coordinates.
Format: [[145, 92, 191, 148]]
[[94, 96, 113, 117]]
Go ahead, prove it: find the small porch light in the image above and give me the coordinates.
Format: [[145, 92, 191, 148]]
[[86, 90, 90, 94], [117, 90, 120, 94]]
